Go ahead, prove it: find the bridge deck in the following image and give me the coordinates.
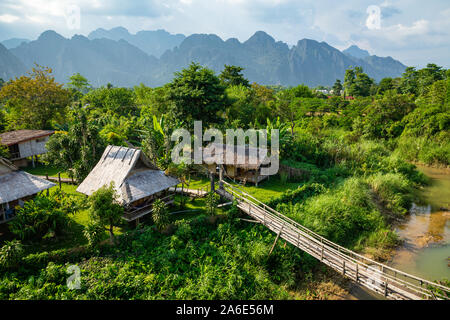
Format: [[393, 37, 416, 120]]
[[216, 181, 450, 300]]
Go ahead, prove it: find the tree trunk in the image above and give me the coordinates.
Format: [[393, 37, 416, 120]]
[[109, 223, 115, 245]]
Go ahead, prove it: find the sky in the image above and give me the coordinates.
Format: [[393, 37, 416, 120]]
[[0, 0, 449, 68]]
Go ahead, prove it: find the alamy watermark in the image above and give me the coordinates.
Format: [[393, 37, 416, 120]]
[[64, 4, 81, 30], [170, 121, 280, 176], [366, 5, 381, 30], [67, 264, 81, 290]]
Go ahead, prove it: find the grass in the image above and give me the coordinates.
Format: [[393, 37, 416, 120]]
[[23, 163, 70, 178], [183, 174, 302, 203]]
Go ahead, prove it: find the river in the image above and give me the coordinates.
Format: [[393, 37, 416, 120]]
[[388, 164, 450, 282]]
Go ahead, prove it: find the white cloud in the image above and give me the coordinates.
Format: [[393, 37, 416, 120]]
[[0, 14, 19, 23], [0, 0, 448, 67]]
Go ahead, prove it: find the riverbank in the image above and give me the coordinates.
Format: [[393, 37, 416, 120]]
[[388, 164, 450, 282]]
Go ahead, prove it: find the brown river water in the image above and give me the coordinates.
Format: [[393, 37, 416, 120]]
[[388, 165, 450, 282], [348, 164, 449, 300]]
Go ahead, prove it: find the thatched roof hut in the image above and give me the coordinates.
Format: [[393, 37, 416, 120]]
[[0, 130, 54, 147], [0, 157, 56, 205], [203, 143, 270, 170], [202, 143, 271, 186], [77, 146, 179, 206]]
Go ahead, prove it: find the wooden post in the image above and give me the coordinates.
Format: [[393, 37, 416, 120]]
[[219, 166, 223, 190], [58, 172, 61, 189], [32, 155, 35, 168], [320, 239, 324, 261], [384, 279, 387, 298], [269, 228, 282, 256], [210, 172, 215, 192], [321, 244, 324, 261], [46, 173, 50, 196], [343, 261, 346, 275], [356, 264, 359, 282]]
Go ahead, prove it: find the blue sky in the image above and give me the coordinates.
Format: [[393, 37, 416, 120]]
[[0, 0, 449, 68]]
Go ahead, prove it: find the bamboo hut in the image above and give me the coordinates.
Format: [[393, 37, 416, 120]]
[[0, 129, 54, 167], [77, 146, 179, 222], [0, 157, 56, 224], [203, 143, 271, 186]]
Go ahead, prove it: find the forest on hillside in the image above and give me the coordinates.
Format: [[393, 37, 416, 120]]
[[0, 62, 449, 299]]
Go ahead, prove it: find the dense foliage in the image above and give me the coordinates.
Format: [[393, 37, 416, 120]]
[[0, 61, 448, 300]]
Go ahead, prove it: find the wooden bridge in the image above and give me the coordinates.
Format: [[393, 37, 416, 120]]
[[216, 180, 450, 300]]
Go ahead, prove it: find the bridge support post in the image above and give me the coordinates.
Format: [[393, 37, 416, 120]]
[[356, 264, 359, 282], [219, 166, 223, 190], [343, 261, 346, 275], [210, 172, 215, 193], [384, 280, 388, 297]]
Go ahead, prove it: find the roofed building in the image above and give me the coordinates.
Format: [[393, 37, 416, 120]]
[[0, 157, 56, 224], [77, 145, 179, 222], [0, 130, 54, 167], [203, 143, 271, 186]]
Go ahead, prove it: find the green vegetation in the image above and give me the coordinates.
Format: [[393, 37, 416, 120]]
[[0, 61, 449, 299]]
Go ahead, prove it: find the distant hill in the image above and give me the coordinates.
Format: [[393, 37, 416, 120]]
[[158, 31, 407, 87], [0, 43, 26, 80], [4, 29, 407, 87], [11, 30, 159, 87], [88, 27, 185, 58], [1, 38, 30, 49], [343, 45, 370, 59]]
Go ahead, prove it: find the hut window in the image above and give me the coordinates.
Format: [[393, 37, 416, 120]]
[[9, 144, 20, 159]]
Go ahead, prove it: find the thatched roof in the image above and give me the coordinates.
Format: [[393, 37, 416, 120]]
[[203, 143, 270, 170], [77, 146, 179, 205], [0, 158, 56, 204], [0, 130, 54, 146]]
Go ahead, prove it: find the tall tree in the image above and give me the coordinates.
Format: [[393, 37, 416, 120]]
[[67, 73, 90, 93], [332, 79, 343, 96], [219, 65, 250, 87], [43, 105, 105, 182], [399, 67, 418, 95], [67, 73, 91, 100], [275, 89, 301, 136], [377, 77, 394, 95], [167, 62, 228, 126], [344, 66, 373, 97], [88, 183, 123, 244], [0, 65, 70, 130]]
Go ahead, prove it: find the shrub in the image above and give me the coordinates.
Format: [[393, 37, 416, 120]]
[[9, 196, 70, 241], [367, 173, 415, 215], [88, 183, 124, 243], [152, 199, 169, 231], [0, 240, 24, 270], [83, 223, 105, 249], [205, 191, 220, 216]]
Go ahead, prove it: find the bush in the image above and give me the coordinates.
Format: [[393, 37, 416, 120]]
[[278, 178, 391, 248], [152, 199, 169, 231], [83, 223, 105, 249], [205, 191, 220, 216], [367, 173, 415, 215], [9, 196, 70, 241], [0, 240, 24, 270]]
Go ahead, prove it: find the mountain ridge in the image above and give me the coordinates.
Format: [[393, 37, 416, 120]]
[[3, 29, 407, 87]]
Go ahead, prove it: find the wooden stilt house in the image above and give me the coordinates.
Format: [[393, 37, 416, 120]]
[[203, 143, 271, 186], [0, 157, 56, 224], [76, 146, 179, 222]]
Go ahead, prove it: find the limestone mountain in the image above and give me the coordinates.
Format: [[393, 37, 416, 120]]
[[343, 45, 370, 59], [0, 43, 26, 80], [1, 38, 30, 50], [10, 30, 159, 87], [5, 29, 407, 87], [88, 27, 185, 58]]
